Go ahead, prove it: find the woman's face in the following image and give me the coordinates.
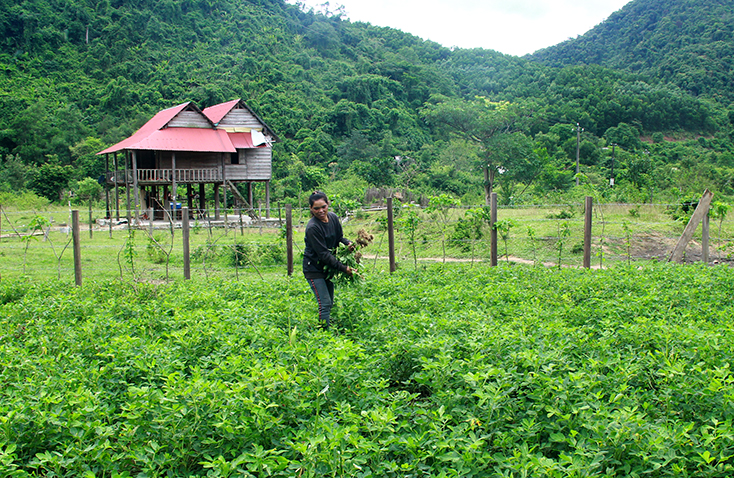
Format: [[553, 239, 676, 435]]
[[310, 198, 329, 222]]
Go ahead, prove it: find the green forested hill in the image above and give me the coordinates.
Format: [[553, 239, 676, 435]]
[[529, 0, 734, 101], [1, 0, 733, 206]]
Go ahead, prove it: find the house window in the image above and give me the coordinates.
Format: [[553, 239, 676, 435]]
[[231, 152, 239, 165]]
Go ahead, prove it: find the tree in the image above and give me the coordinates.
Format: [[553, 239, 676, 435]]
[[71, 137, 107, 180], [426, 194, 459, 263], [421, 96, 537, 204], [397, 203, 422, 269], [26, 157, 74, 202], [603, 123, 642, 151], [74, 177, 103, 212]]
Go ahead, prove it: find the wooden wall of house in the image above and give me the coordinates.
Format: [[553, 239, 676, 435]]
[[152, 149, 271, 181], [167, 111, 212, 128], [157, 151, 222, 169], [226, 147, 272, 181], [218, 108, 264, 130]]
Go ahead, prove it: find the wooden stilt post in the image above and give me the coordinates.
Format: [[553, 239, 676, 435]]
[[199, 183, 206, 218], [114, 152, 120, 221], [265, 181, 271, 219], [124, 152, 131, 226], [105, 153, 111, 220], [171, 152, 178, 221], [132, 151, 141, 221], [182, 207, 191, 280], [214, 184, 220, 220]]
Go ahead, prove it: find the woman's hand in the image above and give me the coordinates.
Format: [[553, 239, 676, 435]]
[[345, 266, 355, 276]]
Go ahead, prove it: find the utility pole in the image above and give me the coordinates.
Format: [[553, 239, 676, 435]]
[[575, 123, 583, 186], [610, 143, 617, 187]]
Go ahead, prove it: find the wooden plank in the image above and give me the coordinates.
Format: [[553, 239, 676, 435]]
[[583, 196, 593, 268], [669, 189, 714, 263], [219, 110, 264, 129], [167, 110, 212, 128]]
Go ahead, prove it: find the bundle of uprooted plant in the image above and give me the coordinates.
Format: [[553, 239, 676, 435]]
[[326, 229, 374, 284]]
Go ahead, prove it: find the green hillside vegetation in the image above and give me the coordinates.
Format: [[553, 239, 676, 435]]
[[0, 0, 733, 207], [530, 0, 734, 101]]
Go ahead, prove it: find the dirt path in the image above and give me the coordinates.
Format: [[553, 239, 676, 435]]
[[360, 254, 603, 269]]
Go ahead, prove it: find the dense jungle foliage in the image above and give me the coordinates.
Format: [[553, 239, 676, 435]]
[[1, 0, 733, 206]]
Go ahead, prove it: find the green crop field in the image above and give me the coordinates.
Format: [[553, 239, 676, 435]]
[[2, 262, 734, 477], [2, 201, 733, 284]]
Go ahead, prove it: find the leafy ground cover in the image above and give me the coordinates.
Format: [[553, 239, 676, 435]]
[[2, 263, 734, 477]]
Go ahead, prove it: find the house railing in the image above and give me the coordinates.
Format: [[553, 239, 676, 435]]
[[107, 169, 223, 184]]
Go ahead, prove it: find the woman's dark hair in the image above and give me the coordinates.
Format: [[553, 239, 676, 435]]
[[308, 191, 328, 206]]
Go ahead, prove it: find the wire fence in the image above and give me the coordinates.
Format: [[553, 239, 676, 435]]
[[357, 200, 734, 269], [1, 198, 732, 284]]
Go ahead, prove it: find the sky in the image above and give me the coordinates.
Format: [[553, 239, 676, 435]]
[[288, 0, 632, 56]]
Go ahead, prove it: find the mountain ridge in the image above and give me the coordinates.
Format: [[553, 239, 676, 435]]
[[0, 0, 732, 203], [528, 0, 734, 100]]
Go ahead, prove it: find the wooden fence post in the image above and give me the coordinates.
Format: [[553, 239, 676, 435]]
[[72, 210, 82, 286], [387, 197, 396, 273], [239, 208, 244, 236], [286, 204, 293, 276], [490, 192, 498, 266], [148, 207, 154, 236], [88, 202, 93, 239], [669, 189, 714, 263], [182, 207, 191, 280], [583, 196, 593, 268], [702, 213, 710, 263]]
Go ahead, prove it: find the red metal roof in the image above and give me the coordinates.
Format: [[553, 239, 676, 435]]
[[98, 99, 276, 155], [228, 132, 266, 149], [202, 99, 240, 125], [124, 128, 236, 153], [99, 102, 191, 154]]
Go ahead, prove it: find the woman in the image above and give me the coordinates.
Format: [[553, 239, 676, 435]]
[[302, 191, 354, 329]]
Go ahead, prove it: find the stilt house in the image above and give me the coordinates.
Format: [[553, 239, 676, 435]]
[[97, 99, 278, 220]]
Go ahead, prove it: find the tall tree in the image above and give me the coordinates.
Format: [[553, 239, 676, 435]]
[[421, 96, 538, 204]]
